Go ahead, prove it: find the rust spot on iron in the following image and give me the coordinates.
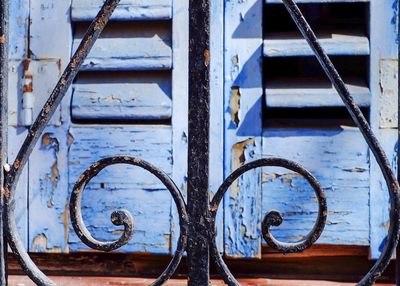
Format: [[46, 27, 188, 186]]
[[2, 186, 10, 199], [204, 49, 210, 67], [14, 160, 20, 170]]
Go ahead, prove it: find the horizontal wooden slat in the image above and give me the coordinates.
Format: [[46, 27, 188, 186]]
[[265, 78, 370, 108], [72, 72, 172, 121], [264, 31, 369, 57], [73, 22, 172, 71], [68, 125, 173, 254], [262, 128, 369, 246], [72, 0, 172, 21], [266, 0, 369, 3]]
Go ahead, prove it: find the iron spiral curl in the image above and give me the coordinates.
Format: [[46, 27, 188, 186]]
[[210, 158, 328, 286], [70, 156, 189, 286]]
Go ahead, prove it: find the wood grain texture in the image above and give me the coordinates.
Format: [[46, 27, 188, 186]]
[[9, 0, 29, 60], [73, 22, 172, 71], [27, 0, 73, 254], [72, 71, 172, 121], [224, 0, 264, 258], [266, 0, 369, 2], [170, 0, 189, 253], [369, 0, 399, 259], [209, 0, 225, 252], [72, 0, 172, 21], [68, 125, 173, 254], [265, 78, 370, 108], [4, 247, 396, 283], [6, 276, 393, 286], [262, 128, 370, 246], [8, 127, 29, 248], [264, 31, 370, 57]]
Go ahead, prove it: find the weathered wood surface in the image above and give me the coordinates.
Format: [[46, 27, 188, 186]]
[[73, 22, 172, 71], [224, 0, 264, 259], [5, 245, 396, 283], [170, 0, 189, 252], [264, 31, 370, 57], [72, 0, 172, 21], [266, 0, 369, 2], [369, 0, 398, 259], [265, 78, 370, 108], [262, 128, 369, 245], [68, 125, 173, 254], [7, 276, 393, 286], [72, 71, 172, 121]]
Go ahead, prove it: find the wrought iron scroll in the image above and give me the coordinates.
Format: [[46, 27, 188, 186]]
[[0, 0, 398, 285]]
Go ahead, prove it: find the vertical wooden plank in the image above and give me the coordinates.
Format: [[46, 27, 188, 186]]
[[209, 0, 224, 252], [7, 0, 30, 250], [0, 0, 8, 282], [187, 0, 210, 284], [224, 0, 263, 258], [9, 0, 29, 61], [7, 128, 28, 249], [370, 0, 399, 259], [28, 0, 72, 253], [170, 0, 189, 253]]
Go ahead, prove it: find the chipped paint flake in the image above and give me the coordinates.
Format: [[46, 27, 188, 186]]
[[230, 87, 241, 126]]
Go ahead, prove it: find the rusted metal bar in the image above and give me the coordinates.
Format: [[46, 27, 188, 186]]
[[397, 1, 400, 284], [187, 0, 211, 284], [0, 0, 8, 284]]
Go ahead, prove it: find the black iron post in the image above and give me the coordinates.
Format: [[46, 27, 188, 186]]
[[0, 0, 8, 284], [397, 0, 400, 282], [187, 0, 211, 285]]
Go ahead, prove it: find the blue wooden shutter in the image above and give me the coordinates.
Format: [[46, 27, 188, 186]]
[[262, 0, 371, 249], [224, 0, 398, 259], [26, 0, 190, 255]]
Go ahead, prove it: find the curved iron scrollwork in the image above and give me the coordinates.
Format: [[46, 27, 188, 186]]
[[0, 0, 399, 285]]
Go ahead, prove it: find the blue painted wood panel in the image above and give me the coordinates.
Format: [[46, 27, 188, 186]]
[[223, 0, 264, 259], [262, 128, 370, 246], [369, 0, 399, 259], [263, 32, 370, 57], [73, 22, 172, 71], [72, 72, 172, 121], [68, 125, 173, 253], [72, 0, 172, 21]]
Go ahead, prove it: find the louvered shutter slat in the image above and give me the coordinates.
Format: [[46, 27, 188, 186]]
[[265, 77, 370, 107], [72, 72, 172, 121], [73, 22, 172, 71], [264, 31, 370, 57], [266, 0, 369, 3], [263, 1, 370, 108], [72, 0, 172, 21]]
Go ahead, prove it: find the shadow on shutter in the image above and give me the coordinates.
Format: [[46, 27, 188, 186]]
[[261, 0, 371, 249]]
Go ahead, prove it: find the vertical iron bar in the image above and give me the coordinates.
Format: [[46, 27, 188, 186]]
[[0, 0, 7, 284], [187, 0, 211, 285], [397, 0, 400, 282]]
